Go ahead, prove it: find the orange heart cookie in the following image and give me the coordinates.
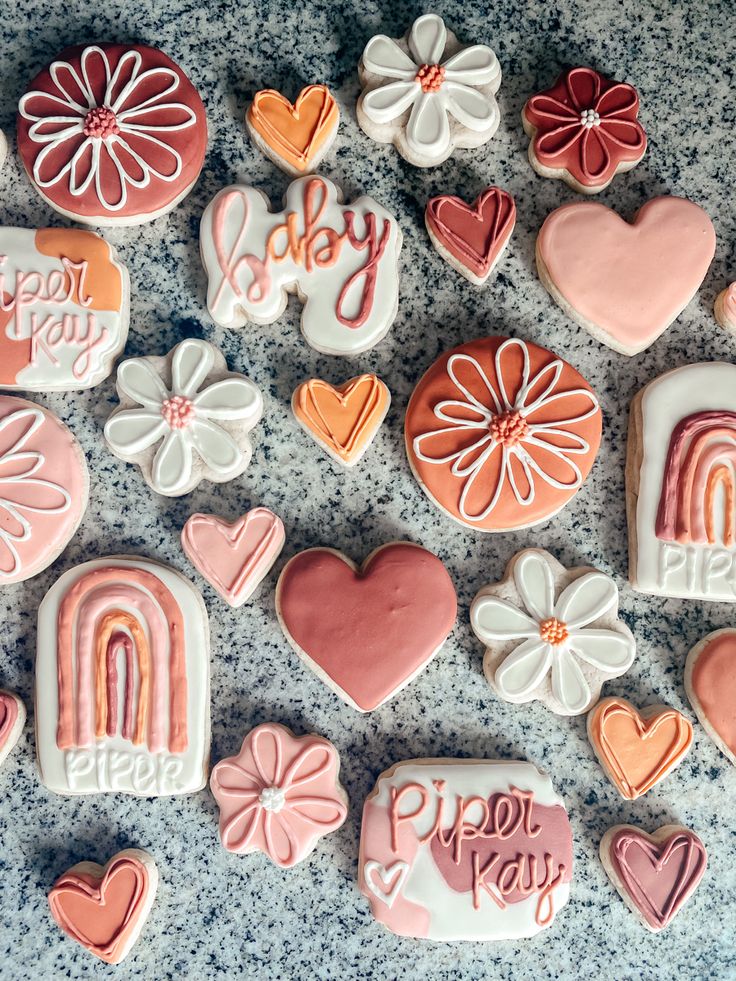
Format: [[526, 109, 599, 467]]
[[246, 84, 339, 175], [587, 696, 693, 800], [292, 374, 390, 467]]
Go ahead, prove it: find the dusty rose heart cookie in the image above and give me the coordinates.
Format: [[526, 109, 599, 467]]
[[537, 196, 716, 355], [714, 282, 736, 334], [626, 361, 736, 601], [246, 84, 339, 176], [471, 549, 635, 716], [522, 66, 646, 194], [0, 689, 25, 768], [48, 848, 158, 963], [0, 395, 88, 584], [18, 43, 207, 226], [275, 542, 457, 711], [600, 825, 707, 932], [405, 336, 601, 532], [292, 373, 390, 466], [685, 629, 736, 764], [359, 758, 573, 940], [182, 507, 285, 607], [425, 186, 515, 285], [210, 722, 347, 867], [587, 697, 693, 799]]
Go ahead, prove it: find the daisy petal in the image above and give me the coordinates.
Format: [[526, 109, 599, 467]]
[[443, 45, 499, 85], [470, 594, 538, 642], [193, 378, 262, 422], [513, 551, 555, 621], [555, 572, 617, 628], [117, 357, 168, 408], [221, 800, 262, 853], [406, 92, 450, 157], [172, 339, 214, 397], [362, 35, 418, 79], [569, 629, 635, 672], [104, 410, 167, 455], [152, 429, 192, 494], [282, 742, 333, 789], [444, 81, 498, 131], [551, 647, 590, 713], [189, 419, 243, 474], [362, 80, 419, 124], [495, 638, 553, 700], [409, 13, 447, 65]]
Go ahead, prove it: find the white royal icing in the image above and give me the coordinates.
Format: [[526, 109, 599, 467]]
[[199, 176, 401, 355]]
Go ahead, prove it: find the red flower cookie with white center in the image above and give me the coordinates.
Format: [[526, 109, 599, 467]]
[[18, 44, 207, 226], [714, 282, 736, 334], [48, 849, 158, 963], [210, 723, 347, 868], [685, 628, 736, 765], [522, 66, 646, 194], [425, 186, 515, 285], [246, 84, 339, 176], [405, 337, 601, 532], [0, 395, 88, 584], [0, 689, 26, 768]]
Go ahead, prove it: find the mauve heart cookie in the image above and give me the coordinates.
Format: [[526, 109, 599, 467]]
[[275, 542, 457, 711], [537, 196, 715, 355], [685, 628, 736, 765], [182, 507, 285, 608], [0, 689, 25, 768], [246, 84, 339, 176]]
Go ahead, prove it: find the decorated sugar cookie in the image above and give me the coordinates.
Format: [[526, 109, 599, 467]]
[[0, 129, 6, 170], [600, 825, 707, 932], [35, 556, 210, 796], [405, 336, 601, 532], [0, 395, 88, 584], [0, 227, 129, 390], [48, 849, 158, 963], [246, 84, 339, 175], [0, 689, 26, 768], [537, 197, 716, 355], [210, 722, 347, 867], [17, 43, 207, 226], [714, 282, 736, 333], [357, 13, 501, 168], [292, 373, 390, 466], [522, 66, 646, 194], [200, 175, 402, 355], [104, 338, 263, 497], [626, 361, 736, 601], [425, 186, 515, 285], [359, 758, 573, 941], [275, 542, 457, 712], [471, 549, 635, 716], [587, 697, 693, 799], [182, 507, 285, 608], [685, 628, 736, 764]]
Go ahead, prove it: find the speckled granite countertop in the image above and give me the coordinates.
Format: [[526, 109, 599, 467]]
[[0, 0, 734, 978]]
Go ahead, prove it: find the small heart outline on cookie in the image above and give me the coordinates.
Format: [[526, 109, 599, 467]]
[[363, 860, 409, 908]]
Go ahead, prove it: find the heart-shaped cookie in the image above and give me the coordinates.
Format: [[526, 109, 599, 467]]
[[537, 196, 715, 355], [275, 542, 457, 711], [600, 825, 707, 931], [425, 187, 515, 284], [247, 84, 339, 174], [685, 628, 736, 765], [0, 689, 25, 768], [48, 849, 158, 963], [182, 507, 285, 607], [292, 374, 390, 466], [588, 697, 693, 799]]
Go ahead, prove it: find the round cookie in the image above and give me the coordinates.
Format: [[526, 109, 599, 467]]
[[18, 43, 207, 226], [0, 394, 88, 584], [405, 336, 601, 532], [684, 628, 736, 765], [245, 84, 339, 176], [714, 282, 736, 334]]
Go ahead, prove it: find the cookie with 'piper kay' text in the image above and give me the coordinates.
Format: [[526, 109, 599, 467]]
[[537, 196, 715, 355], [685, 628, 736, 765], [471, 549, 636, 716], [0, 689, 26, 768], [245, 84, 339, 175]]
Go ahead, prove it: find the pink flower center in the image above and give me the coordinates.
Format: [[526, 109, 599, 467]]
[[488, 410, 529, 446], [83, 106, 120, 139], [415, 63, 446, 92], [161, 395, 195, 429], [539, 617, 568, 645]]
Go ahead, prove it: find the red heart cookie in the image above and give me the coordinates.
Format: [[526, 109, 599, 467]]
[[537, 196, 715, 355], [426, 187, 515, 283], [685, 628, 736, 765], [247, 84, 339, 173], [276, 542, 457, 711], [48, 850, 158, 963]]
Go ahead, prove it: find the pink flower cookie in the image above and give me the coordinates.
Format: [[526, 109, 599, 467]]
[[0, 395, 88, 584], [0, 689, 26, 768], [685, 628, 736, 765], [17, 44, 207, 226], [714, 282, 736, 334], [210, 723, 347, 868], [522, 66, 646, 194]]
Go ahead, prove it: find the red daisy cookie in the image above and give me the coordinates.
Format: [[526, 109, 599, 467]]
[[522, 66, 646, 193], [17, 43, 207, 226], [404, 336, 602, 532]]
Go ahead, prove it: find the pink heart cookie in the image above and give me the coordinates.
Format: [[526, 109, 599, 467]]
[[0, 689, 25, 768], [275, 542, 457, 711], [537, 196, 715, 355], [182, 508, 285, 608]]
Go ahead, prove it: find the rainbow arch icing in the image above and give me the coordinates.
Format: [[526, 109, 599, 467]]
[[655, 410, 736, 547], [55, 566, 188, 754]]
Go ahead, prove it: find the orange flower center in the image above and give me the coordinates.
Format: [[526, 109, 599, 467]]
[[83, 106, 120, 138], [539, 617, 569, 645], [415, 64, 446, 92], [488, 410, 529, 446]]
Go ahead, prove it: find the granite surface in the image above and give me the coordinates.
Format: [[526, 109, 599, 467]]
[[0, 0, 735, 978]]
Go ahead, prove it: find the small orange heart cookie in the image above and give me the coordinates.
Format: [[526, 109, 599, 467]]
[[587, 696, 693, 800], [292, 374, 390, 467], [246, 84, 339, 175]]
